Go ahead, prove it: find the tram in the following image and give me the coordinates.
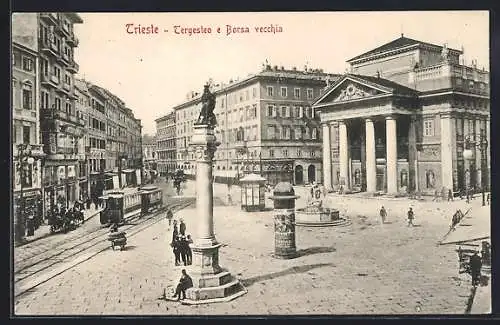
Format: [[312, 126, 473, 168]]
[[99, 186, 164, 225]]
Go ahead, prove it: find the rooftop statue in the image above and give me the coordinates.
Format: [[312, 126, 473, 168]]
[[195, 84, 217, 127]]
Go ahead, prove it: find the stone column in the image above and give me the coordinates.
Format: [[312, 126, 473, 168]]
[[475, 118, 482, 189], [365, 118, 376, 192], [385, 116, 398, 194], [184, 124, 246, 303], [463, 116, 470, 189], [322, 123, 332, 191], [440, 113, 455, 192], [486, 117, 490, 190], [338, 121, 349, 190]]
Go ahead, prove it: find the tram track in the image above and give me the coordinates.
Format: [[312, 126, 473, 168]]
[[14, 197, 195, 298]]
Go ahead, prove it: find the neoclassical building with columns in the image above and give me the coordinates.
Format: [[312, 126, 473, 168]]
[[313, 35, 490, 195]]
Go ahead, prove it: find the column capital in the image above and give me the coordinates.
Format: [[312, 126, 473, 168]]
[[384, 114, 397, 121], [440, 112, 456, 119], [364, 117, 374, 123]]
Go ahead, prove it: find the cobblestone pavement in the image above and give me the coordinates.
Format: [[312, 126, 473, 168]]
[[14, 180, 489, 316]]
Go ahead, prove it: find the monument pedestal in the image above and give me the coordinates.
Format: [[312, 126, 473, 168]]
[[182, 123, 246, 304]]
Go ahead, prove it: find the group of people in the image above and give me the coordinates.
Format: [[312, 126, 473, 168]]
[[167, 210, 193, 266], [378, 206, 415, 227]]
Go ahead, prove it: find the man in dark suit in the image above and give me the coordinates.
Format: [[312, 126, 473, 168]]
[[172, 269, 193, 301], [470, 251, 482, 286]]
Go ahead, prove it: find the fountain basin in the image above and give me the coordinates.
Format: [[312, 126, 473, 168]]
[[295, 206, 351, 227]]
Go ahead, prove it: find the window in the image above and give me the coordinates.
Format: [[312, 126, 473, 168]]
[[267, 105, 274, 117], [281, 87, 287, 97], [12, 80, 17, 107], [252, 87, 257, 98], [267, 125, 276, 139], [22, 57, 33, 72], [252, 104, 257, 119], [424, 120, 434, 136], [267, 86, 273, 97], [297, 149, 302, 157], [269, 149, 275, 157], [22, 83, 33, 109], [55, 97, 61, 110], [307, 88, 314, 99], [41, 58, 49, 76], [310, 150, 316, 157], [23, 126, 31, 144], [283, 149, 288, 157], [221, 98, 225, 108], [294, 88, 301, 98], [53, 66, 61, 80], [12, 53, 18, 66], [281, 106, 287, 117], [245, 90, 249, 100], [41, 91, 50, 109], [299, 106, 304, 118]]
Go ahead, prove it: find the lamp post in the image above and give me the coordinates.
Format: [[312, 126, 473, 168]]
[[463, 133, 488, 206], [15, 144, 43, 243]]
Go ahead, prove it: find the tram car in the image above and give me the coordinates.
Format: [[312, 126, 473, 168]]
[[139, 185, 164, 214], [99, 186, 163, 225]]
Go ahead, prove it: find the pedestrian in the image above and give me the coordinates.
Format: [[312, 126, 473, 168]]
[[171, 269, 193, 301], [433, 189, 439, 201], [172, 220, 178, 243], [179, 235, 189, 266], [487, 193, 490, 205], [179, 219, 186, 236], [166, 209, 173, 227], [466, 188, 470, 204], [450, 210, 460, 231], [469, 251, 482, 286], [379, 206, 387, 224], [26, 213, 35, 236], [186, 234, 193, 265], [173, 239, 181, 266], [407, 207, 415, 227], [448, 189, 453, 202], [310, 185, 314, 199]]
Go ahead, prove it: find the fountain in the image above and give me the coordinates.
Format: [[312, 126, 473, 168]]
[[295, 198, 350, 227]]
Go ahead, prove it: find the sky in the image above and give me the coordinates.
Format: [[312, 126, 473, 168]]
[[73, 11, 489, 135]]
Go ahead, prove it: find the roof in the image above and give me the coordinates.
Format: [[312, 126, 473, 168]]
[[347, 35, 462, 63]]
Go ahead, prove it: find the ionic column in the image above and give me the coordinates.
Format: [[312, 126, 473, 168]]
[[322, 123, 332, 191], [338, 121, 349, 189], [385, 116, 398, 194], [440, 113, 455, 191], [365, 118, 376, 192]]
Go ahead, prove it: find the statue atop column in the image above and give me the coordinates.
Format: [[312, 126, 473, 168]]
[[441, 43, 449, 62], [195, 84, 217, 127]]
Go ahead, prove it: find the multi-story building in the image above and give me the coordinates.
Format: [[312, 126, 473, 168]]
[[74, 79, 91, 199], [155, 111, 176, 176], [74, 81, 143, 195], [167, 65, 339, 185], [314, 35, 490, 195], [37, 12, 84, 213], [12, 13, 46, 233], [142, 135, 157, 170]]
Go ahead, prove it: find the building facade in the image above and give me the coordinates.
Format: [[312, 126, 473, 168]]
[[12, 13, 46, 232], [142, 135, 157, 169], [76, 80, 143, 198], [37, 12, 85, 213], [155, 111, 176, 175], [165, 65, 339, 185], [314, 35, 490, 195]]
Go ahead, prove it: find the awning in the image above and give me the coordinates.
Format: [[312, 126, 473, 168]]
[[122, 169, 135, 173]]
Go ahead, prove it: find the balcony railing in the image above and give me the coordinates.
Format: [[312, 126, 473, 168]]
[[63, 82, 71, 91], [67, 61, 79, 73], [50, 75, 60, 85], [40, 39, 60, 57]]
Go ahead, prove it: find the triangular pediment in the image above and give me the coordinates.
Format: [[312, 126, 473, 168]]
[[314, 76, 392, 106]]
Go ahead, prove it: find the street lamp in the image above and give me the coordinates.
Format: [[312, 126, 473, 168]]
[[463, 133, 488, 206], [15, 143, 44, 243]]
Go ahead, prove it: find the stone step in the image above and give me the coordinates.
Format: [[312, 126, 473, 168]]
[[193, 270, 232, 288], [186, 278, 244, 301], [296, 218, 352, 227]]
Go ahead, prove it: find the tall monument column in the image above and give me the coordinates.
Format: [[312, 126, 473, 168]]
[[365, 118, 376, 192], [338, 120, 349, 190], [322, 123, 332, 191], [183, 84, 246, 304], [440, 113, 455, 192], [385, 115, 398, 194]]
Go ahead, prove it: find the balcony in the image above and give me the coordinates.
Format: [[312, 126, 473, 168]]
[[13, 144, 45, 159], [62, 53, 71, 64], [67, 61, 79, 74], [41, 74, 60, 88], [40, 39, 60, 57], [66, 35, 79, 47], [63, 82, 71, 91], [40, 13, 59, 24]]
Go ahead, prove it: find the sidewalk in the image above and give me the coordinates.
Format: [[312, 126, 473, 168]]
[[470, 279, 491, 314], [16, 206, 103, 247]]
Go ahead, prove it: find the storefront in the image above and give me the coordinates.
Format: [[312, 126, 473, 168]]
[[42, 162, 78, 213], [14, 188, 43, 230]]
